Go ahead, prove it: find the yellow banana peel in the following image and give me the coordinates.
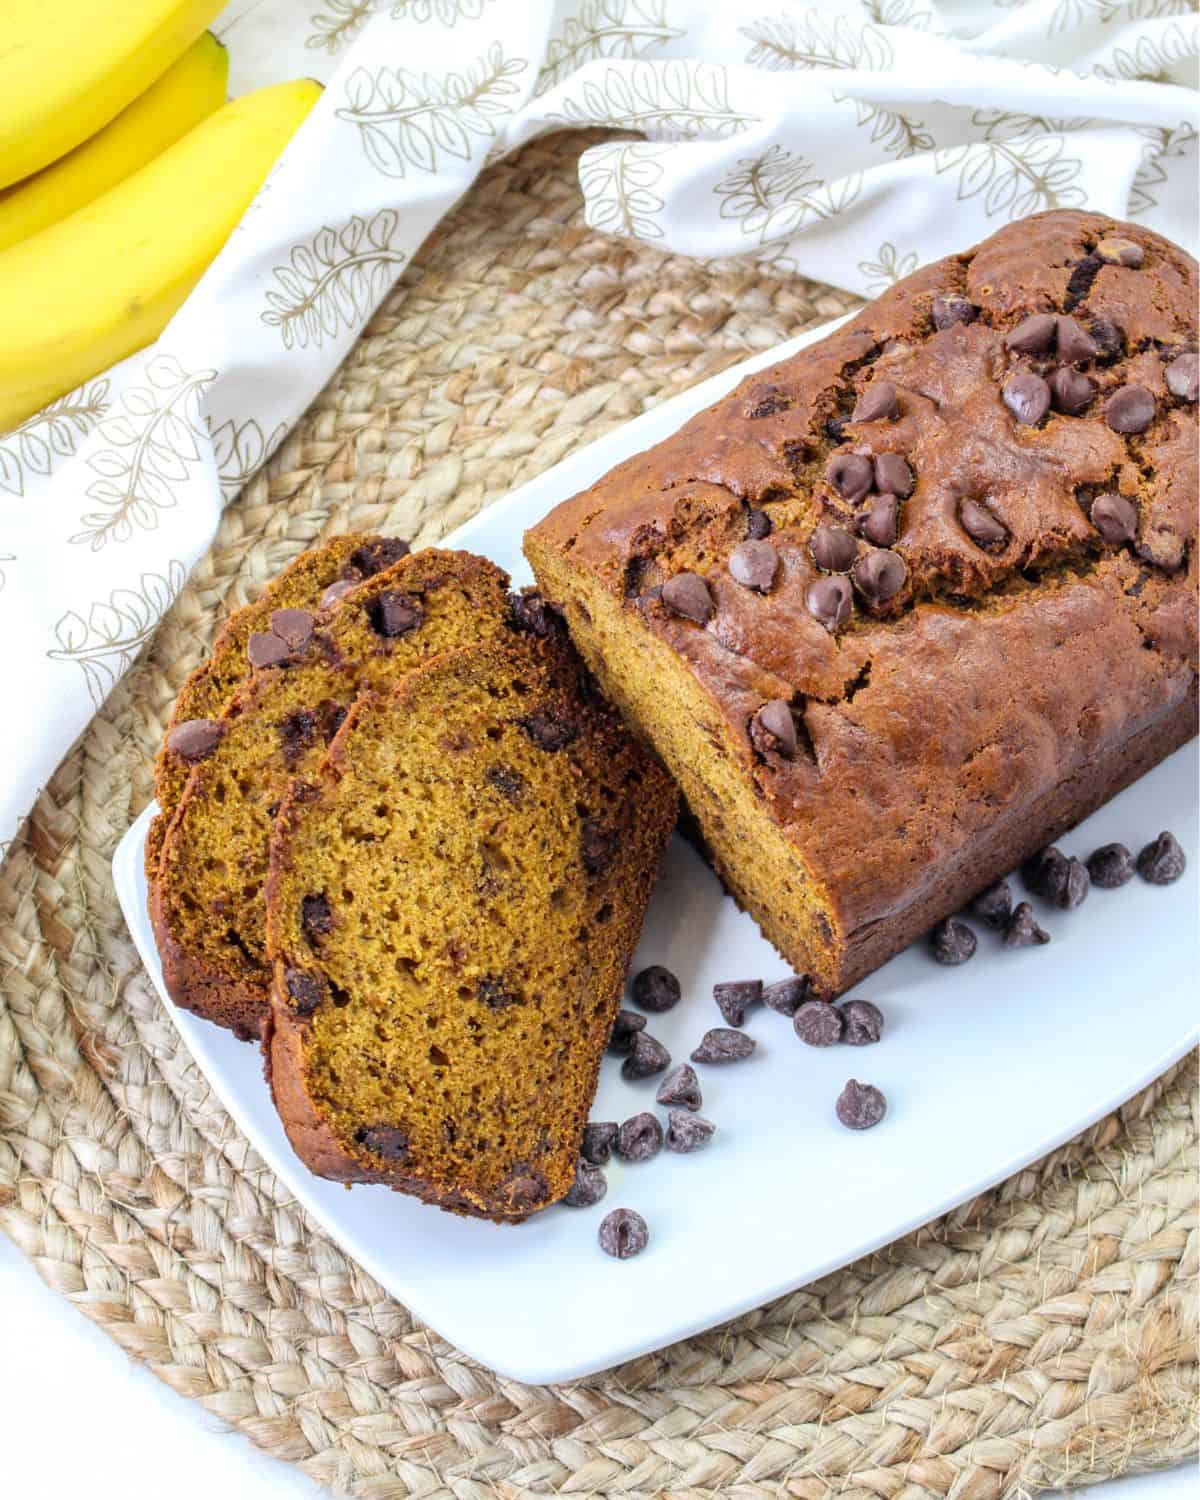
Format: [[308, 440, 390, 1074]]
[[0, 32, 229, 253], [0, 79, 322, 433]]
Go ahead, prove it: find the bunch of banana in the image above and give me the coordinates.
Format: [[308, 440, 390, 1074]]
[[0, 2, 322, 431]]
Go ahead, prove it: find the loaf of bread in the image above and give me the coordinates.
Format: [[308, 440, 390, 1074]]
[[145, 533, 410, 878], [526, 210, 1198, 997], [264, 635, 677, 1220], [151, 548, 513, 1038]]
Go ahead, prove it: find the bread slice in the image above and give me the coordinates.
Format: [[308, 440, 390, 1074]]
[[150, 549, 511, 1039], [146, 534, 411, 878], [263, 637, 678, 1220]]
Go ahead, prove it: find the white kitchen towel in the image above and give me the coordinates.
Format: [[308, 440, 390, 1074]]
[[1, 0, 1196, 856]]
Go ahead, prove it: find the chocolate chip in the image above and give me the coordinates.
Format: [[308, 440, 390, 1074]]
[[1096, 236, 1144, 268], [521, 709, 577, 752], [347, 537, 410, 577], [970, 880, 1012, 929], [1105, 385, 1155, 434], [874, 453, 914, 498], [1090, 492, 1138, 544], [857, 494, 899, 547], [1055, 316, 1099, 365], [499, 1164, 550, 1211], [1089, 317, 1125, 360], [665, 1110, 716, 1153], [1043, 851, 1089, 908], [750, 699, 798, 760], [853, 381, 898, 422], [1005, 313, 1057, 354], [931, 294, 977, 330], [284, 966, 327, 1016], [840, 999, 884, 1045], [713, 979, 762, 1027], [598, 1207, 649, 1258], [1022, 845, 1066, 898], [616, 1112, 663, 1163], [632, 965, 681, 1013], [745, 506, 773, 539], [320, 578, 358, 611], [1003, 371, 1051, 425], [930, 917, 977, 965], [1004, 902, 1051, 947], [662, 571, 714, 624], [807, 575, 852, 633], [301, 893, 334, 944], [581, 1121, 619, 1165], [270, 608, 315, 650], [745, 383, 789, 419], [1165, 352, 1199, 402], [810, 523, 857, 573], [763, 976, 809, 1015], [836, 1079, 887, 1130], [793, 1000, 843, 1047], [509, 590, 564, 638], [959, 498, 1008, 550], [477, 977, 521, 1009], [167, 718, 222, 762], [1049, 367, 1095, 415], [656, 1064, 702, 1111], [279, 708, 319, 767], [827, 452, 874, 501], [608, 1009, 646, 1054], [1087, 843, 1135, 889], [691, 1027, 755, 1064], [563, 1157, 607, 1207], [485, 765, 525, 800], [851, 549, 906, 607], [247, 630, 292, 669], [622, 1030, 670, 1080], [368, 590, 424, 637], [581, 820, 618, 876], [729, 539, 779, 593], [355, 1123, 409, 1161], [1137, 831, 1186, 885]]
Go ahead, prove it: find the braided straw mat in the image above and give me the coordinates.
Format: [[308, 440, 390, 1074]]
[[1, 132, 1196, 1500]]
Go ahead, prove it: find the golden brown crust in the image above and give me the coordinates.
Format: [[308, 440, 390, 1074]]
[[146, 534, 408, 879], [264, 639, 677, 1222], [526, 210, 1198, 993], [151, 549, 511, 1037]]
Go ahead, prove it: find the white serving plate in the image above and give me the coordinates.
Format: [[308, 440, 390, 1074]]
[[113, 319, 1199, 1384]]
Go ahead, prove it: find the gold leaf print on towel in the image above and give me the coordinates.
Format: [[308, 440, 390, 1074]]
[[69, 357, 215, 552], [739, 10, 895, 71], [261, 210, 407, 350], [580, 140, 669, 238], [307, 0, 376, 54], [0, 378, 111, 498], [48, 560, 187, 708], [716, 145, 863, 241], [209, 415, 290, 501], [933, 135, 1087, 219], [535, 0, 685, 97], [336, 42, 527, 177], [546, 60, 756, 139]]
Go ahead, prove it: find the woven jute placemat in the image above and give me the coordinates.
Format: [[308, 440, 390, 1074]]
[[1, 133, 1196, 1499]]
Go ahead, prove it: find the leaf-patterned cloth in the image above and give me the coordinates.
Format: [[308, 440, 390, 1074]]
[[0, 0, 1196, 855]]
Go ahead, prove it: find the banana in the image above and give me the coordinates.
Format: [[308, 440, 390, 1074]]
[[0, 33, 228, 253], [0, 80, 322, 432], [0, 0, 225, 190]]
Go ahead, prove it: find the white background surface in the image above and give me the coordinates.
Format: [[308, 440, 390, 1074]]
[[1, 1227, 1194, 1500]]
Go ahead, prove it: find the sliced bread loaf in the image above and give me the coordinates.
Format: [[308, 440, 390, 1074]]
[[146, 533, 410, 878], [264, 637, 678, 1220], [150, 549, 510, 1039]]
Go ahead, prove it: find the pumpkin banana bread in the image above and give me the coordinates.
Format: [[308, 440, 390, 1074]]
[[526, 210, 1198, 996], [264, 637, 677, 1220], [151, 548, 513, 1039], [145, 533, 410, 877]]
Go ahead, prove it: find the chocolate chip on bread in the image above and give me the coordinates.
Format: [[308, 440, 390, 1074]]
[[525, 209, 1198, 997], [150, 548, 512, 1039], [262, 638, 677, 1220], [146, 533, 410, 878]]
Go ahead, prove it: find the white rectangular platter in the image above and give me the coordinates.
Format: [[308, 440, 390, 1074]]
[[114, 319, 1198, 1384]]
